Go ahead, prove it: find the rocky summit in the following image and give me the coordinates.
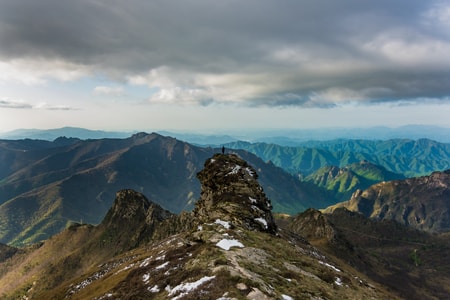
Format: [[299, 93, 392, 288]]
[[194, 153, 277, 234]]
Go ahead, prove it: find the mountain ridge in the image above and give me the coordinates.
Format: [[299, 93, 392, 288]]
[[225, 138, 450, 177], [323, 170, 450, 233], [0, 154, 398, 299], [0, 133, 330, 246]]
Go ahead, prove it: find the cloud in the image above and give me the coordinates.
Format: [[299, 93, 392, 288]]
[[0, 98, 32, 109], [0, 0, 449, 107], [0, 98, 78, 110], [34, 102, 80, 111]]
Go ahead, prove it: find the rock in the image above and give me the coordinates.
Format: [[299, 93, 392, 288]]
[[193, 153, 277, 234]]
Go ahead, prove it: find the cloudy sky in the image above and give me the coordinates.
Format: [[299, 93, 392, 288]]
[[0, 0, 449, 133]]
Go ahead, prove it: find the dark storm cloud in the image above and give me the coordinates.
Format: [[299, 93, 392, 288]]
[[0, 0, 449, 106]]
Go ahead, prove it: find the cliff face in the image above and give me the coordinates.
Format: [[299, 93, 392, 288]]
[[193, 153, 277, 234]]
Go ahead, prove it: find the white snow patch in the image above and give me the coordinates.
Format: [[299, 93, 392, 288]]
[[319, 260, 341, 272], [282, 295, 294, 300], [197, 225, 203, 231], [140, 257, 153, 267], [210, 159, 216, 163], [335, 277, 343, 286], [167, 276, 215, 300], [251, 205, 262, 212], [155, 261, 169, 270], [249, 197, 257, 203], [148, 285, 160, 293], [216, 239, 244, 250], [155, 254, 165, 261], [245, 167, 255, 177], [143, 273, 150, 283], [229, 165, 241, 175], [215, 219, 231, 229], [255, 217, 268, 229]]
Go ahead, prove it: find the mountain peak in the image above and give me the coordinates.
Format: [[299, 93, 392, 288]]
[[193, 153, 277, 234]]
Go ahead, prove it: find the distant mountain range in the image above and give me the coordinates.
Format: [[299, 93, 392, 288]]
[[0, 133, 330, 246], [0, 127, 133, 141], [225, 138, 450, 177], [2, 132, 450, 246], [1, 124, 450, 143]]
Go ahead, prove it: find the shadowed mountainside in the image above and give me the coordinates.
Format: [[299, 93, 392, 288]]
[[284, 208, 450, 299], [323, 170, 450, 233]]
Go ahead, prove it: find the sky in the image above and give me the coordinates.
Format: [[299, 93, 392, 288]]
[[0, 0, 450, 133]]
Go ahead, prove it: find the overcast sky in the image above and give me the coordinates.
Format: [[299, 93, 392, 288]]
[[0, 0, 449, 133]]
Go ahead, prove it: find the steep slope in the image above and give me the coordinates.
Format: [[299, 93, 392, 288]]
[[0, 133, 329, 246], [0, 154, 397, 299], [0, 189, 188, 299], [225, 138, 450, 177], [323, 170, 450, 232], [284, 208, 450, 299], [305, 161, 405, 202]]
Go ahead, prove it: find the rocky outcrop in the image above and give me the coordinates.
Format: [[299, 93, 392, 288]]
[[193, 153, 277, 234], [288, 208, 338, 242], [323, 170, 450, 232]]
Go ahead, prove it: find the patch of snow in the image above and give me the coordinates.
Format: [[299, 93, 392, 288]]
[[148, 285, 160, 293], [210, 159, 216, 163], [155, 254, 165, 261], [215, 219, 231, 229], [155, 261, 169, 270], [167, 275, 215, 300], [255, 217, 268, 229], [229, 165, 241, 175], [282, 295, 294, 300], [143, 273, 150, 283], [216, 239, 244, 250], [197, 225, 203, 231], [319, 260, 341, 272], [249, 197, 257, 203], [245, 167, 255, 177], [140, 257, 153, 267], [335, 277, 343, 286], [251, 205, 262, 212]]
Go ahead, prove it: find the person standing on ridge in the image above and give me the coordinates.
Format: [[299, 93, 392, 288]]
[[222, 146, 225, 154]]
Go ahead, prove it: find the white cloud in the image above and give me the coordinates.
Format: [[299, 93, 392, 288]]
[[34, 102, 79, 110], [0, 59, 90, 85], [0, 97, 32, 109]]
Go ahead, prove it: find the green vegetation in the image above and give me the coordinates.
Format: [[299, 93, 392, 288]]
[[226, 138, 450, 177]]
